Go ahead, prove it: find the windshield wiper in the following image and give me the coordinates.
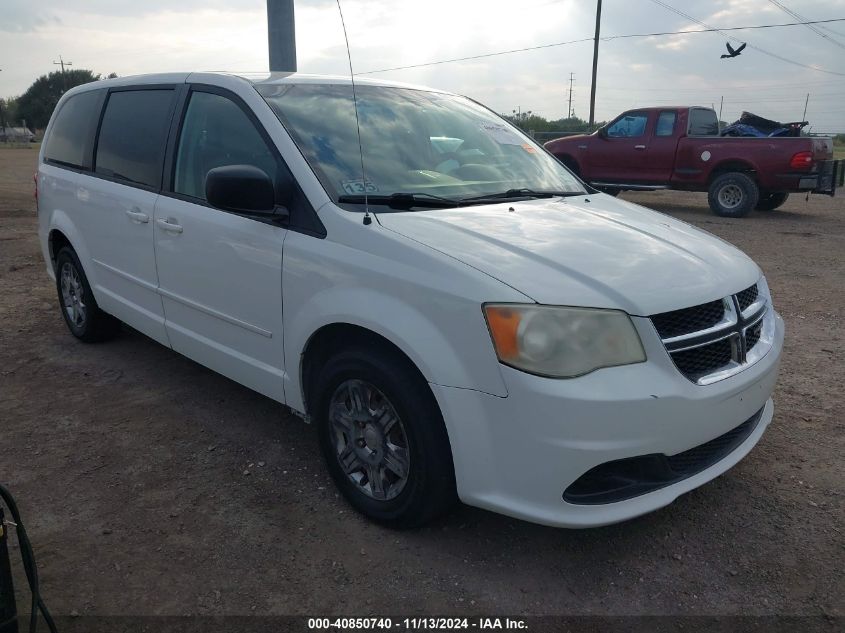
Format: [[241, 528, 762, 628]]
[[460, 188, 584, 202], [338, 192, 460, 209]]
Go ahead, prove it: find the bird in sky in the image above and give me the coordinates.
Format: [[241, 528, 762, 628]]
[[721, 42, 747, 59]]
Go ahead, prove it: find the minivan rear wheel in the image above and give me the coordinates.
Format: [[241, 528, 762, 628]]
[[313, 346, 456, 528], [55, 247, 120, 342]]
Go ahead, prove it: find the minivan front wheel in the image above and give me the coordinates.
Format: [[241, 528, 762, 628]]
[[55, 247, 120, 342], [313, 346, 456, 527]]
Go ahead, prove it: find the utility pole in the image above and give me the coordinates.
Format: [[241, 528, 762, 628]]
[[53, 55, 73, 92], [568, 72, 575, 119], [53, 55, 72, 74], [0, 70, 5, 133], [588, 0, 602, 130], [267, 0, 297, 72]]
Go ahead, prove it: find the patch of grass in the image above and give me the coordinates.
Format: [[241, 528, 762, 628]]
[[0, 142, 40, 150], [835, 145, 845, 161]]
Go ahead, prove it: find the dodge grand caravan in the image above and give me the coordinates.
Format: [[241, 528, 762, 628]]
[[37, 72, 784, 528]]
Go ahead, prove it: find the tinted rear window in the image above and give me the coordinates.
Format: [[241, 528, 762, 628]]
[[95, 89, 176, 188], [43, 90, 103, 168], [688, 109, 719, 136]]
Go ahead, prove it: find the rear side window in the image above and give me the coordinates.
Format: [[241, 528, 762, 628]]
[[174, 91, 278, 200], [43, 90, 103, 168], [655, 111, 676, 136], [688, 109, 719, 136], [95, 89, 176, 188]]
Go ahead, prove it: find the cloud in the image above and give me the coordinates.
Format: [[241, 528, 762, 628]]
[[0, 1, 61, 33], [0, 0, 843, 131], [653, 34, 692, 51]]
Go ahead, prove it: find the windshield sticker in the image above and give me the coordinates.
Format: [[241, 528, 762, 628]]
[[341, 179, 380, 195], [478, 122, 524, 146], [521, 144, 537, 154]]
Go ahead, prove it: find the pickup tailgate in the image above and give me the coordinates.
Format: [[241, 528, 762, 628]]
[[811, 136, 834, 160], [808, 137, 841, 195]]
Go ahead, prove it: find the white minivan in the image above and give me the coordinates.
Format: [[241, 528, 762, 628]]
[[37, 72, 784, 528]]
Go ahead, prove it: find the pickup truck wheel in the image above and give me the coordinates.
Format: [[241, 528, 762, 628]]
[[55, 247, 120, 342], [756, 192, 789, 211], [708, 172, 759, 218], [313, 345, 457, 528]]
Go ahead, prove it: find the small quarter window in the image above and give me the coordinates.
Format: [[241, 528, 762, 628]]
[[95, 89, 176, 188], [43, 90, 103, 169], [656, 111, 676, 137]]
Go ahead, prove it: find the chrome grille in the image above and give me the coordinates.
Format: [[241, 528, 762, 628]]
[[651, 282, 771, 385], [736, 284, 759, 312], [746, 319, 763, 351], [671, 337, 733, 381], [651, 299, 724, 339]]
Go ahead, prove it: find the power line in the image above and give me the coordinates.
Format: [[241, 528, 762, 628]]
[[601, 18, 845, 41], [597, 80, 836, 94], [646, 0, 845, 77], [358, 17, 845, 76], [356, 37, 594, 75], [766, 0, 845, 50]]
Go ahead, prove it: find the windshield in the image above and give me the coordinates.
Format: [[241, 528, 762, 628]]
[[257, 83, 586, 208]]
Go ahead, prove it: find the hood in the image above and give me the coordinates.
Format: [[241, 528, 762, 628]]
[[376, 195, 761, 316], [544, 134, 591, 150]]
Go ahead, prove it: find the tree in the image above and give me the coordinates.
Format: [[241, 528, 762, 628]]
[[502, 111, 603, 135], [0, 97, 20, 128], [16, 69, 101, 130]]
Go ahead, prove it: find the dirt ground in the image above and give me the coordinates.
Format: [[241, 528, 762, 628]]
[[1, 145, 842, 622]]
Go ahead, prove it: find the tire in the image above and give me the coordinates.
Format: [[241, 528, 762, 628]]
[[755, 191, 789, 211], [55, 247, 120, 342], [707, 172, 759, 218], [312, 345, 457, 528]]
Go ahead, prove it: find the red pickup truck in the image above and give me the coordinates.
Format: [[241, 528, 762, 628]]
[[544, 107, 842, 217]]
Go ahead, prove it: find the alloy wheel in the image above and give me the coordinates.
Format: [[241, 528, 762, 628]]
[[718, 184, 744, 209], [329, 379, 411, 501], [60, 262, 86, 328]]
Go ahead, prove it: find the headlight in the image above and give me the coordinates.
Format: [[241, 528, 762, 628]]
[[483, 304, 646, 378]]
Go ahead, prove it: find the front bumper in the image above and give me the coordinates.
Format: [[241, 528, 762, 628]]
[[431, 311, 784, 528]]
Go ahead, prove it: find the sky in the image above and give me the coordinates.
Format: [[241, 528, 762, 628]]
[[1, 0, 844, 132]]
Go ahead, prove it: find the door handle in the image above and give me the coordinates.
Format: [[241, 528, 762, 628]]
[[156, 218, 183, 234], [125, 208, 149, 223], [634, 144, 646, 150]]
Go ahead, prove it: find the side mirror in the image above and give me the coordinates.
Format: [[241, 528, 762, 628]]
[[205, 165, 276, 214], [596, 126, 608, 139]]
